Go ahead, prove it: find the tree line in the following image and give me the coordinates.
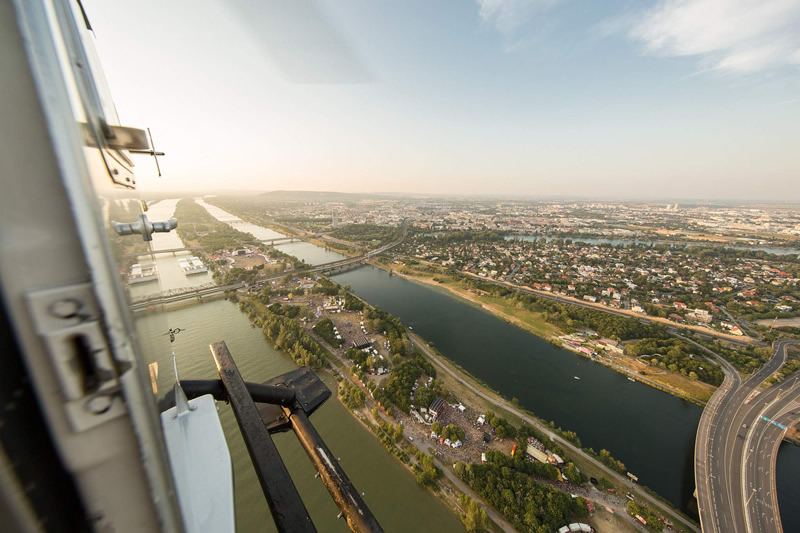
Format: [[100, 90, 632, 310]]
[[626, 501, 663, 532], [330, 223, 401, 247], [338, 379, 364, 409], [381, 360, 422, 413], [459, 274, 664, 340], [362, 305, 414, 356], [411, 229, 509, 246], [239, 299, 327, 370], [625, 338, 724, 385], [378, 352, 438, 413], [312, 318, 343, 347], [454, 450, 589, 533]]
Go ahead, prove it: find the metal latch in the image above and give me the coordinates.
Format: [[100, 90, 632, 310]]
[[26, 283, 126, 432], [111, 213, 177, 241]]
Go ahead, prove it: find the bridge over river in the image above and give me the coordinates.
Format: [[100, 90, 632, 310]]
[[131, 224, 406, 310], [125, 236, 298, 259], [130, 282, 245, 310]]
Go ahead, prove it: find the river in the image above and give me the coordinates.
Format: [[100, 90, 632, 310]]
[[133, 200, 462, 532], [506, 235, 800, 257], [331, 266, 701, 512], [194, 199, 800, 529]]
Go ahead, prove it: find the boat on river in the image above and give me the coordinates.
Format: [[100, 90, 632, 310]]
[[129, 263, 158, 284]]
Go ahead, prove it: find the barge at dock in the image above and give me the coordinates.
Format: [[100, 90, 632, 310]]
[[129, 263, 158, 284], [178, 256, 208, 275]]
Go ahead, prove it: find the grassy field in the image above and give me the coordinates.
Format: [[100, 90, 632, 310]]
[[611, 355, 716, 403]]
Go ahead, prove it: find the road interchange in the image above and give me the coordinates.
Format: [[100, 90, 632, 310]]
[[695, 339, 799, 533]]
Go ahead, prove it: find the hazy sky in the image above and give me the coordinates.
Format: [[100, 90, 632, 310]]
[[84, 0, 800, 200]]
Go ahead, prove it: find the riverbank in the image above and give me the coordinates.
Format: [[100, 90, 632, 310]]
[[376, 260, 716, 405]]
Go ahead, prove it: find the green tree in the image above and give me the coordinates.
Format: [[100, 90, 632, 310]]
[[458, 494, 488, 533], [415, 455, 442, 489], [563, 462, 582, 485], [495, 425, 507, 439]]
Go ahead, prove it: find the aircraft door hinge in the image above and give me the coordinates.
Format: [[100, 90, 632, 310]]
[[26, 283, 126, 432]]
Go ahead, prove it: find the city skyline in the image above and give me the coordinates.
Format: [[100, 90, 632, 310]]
[[150, 189, 800, 205], [86, 1, 800, 200]]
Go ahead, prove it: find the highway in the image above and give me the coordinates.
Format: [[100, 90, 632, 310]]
[[743, 381, 800, 533], [695, 339, 798, 533]]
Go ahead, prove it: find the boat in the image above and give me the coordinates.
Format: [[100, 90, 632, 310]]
[[628, 377, 635, 382], [177, 256, 208, 275], [574, 376, 580, 380], [129, 263, 158, 284]]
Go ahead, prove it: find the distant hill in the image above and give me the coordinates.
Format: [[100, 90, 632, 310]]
[[258, 190, 391, 202]]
